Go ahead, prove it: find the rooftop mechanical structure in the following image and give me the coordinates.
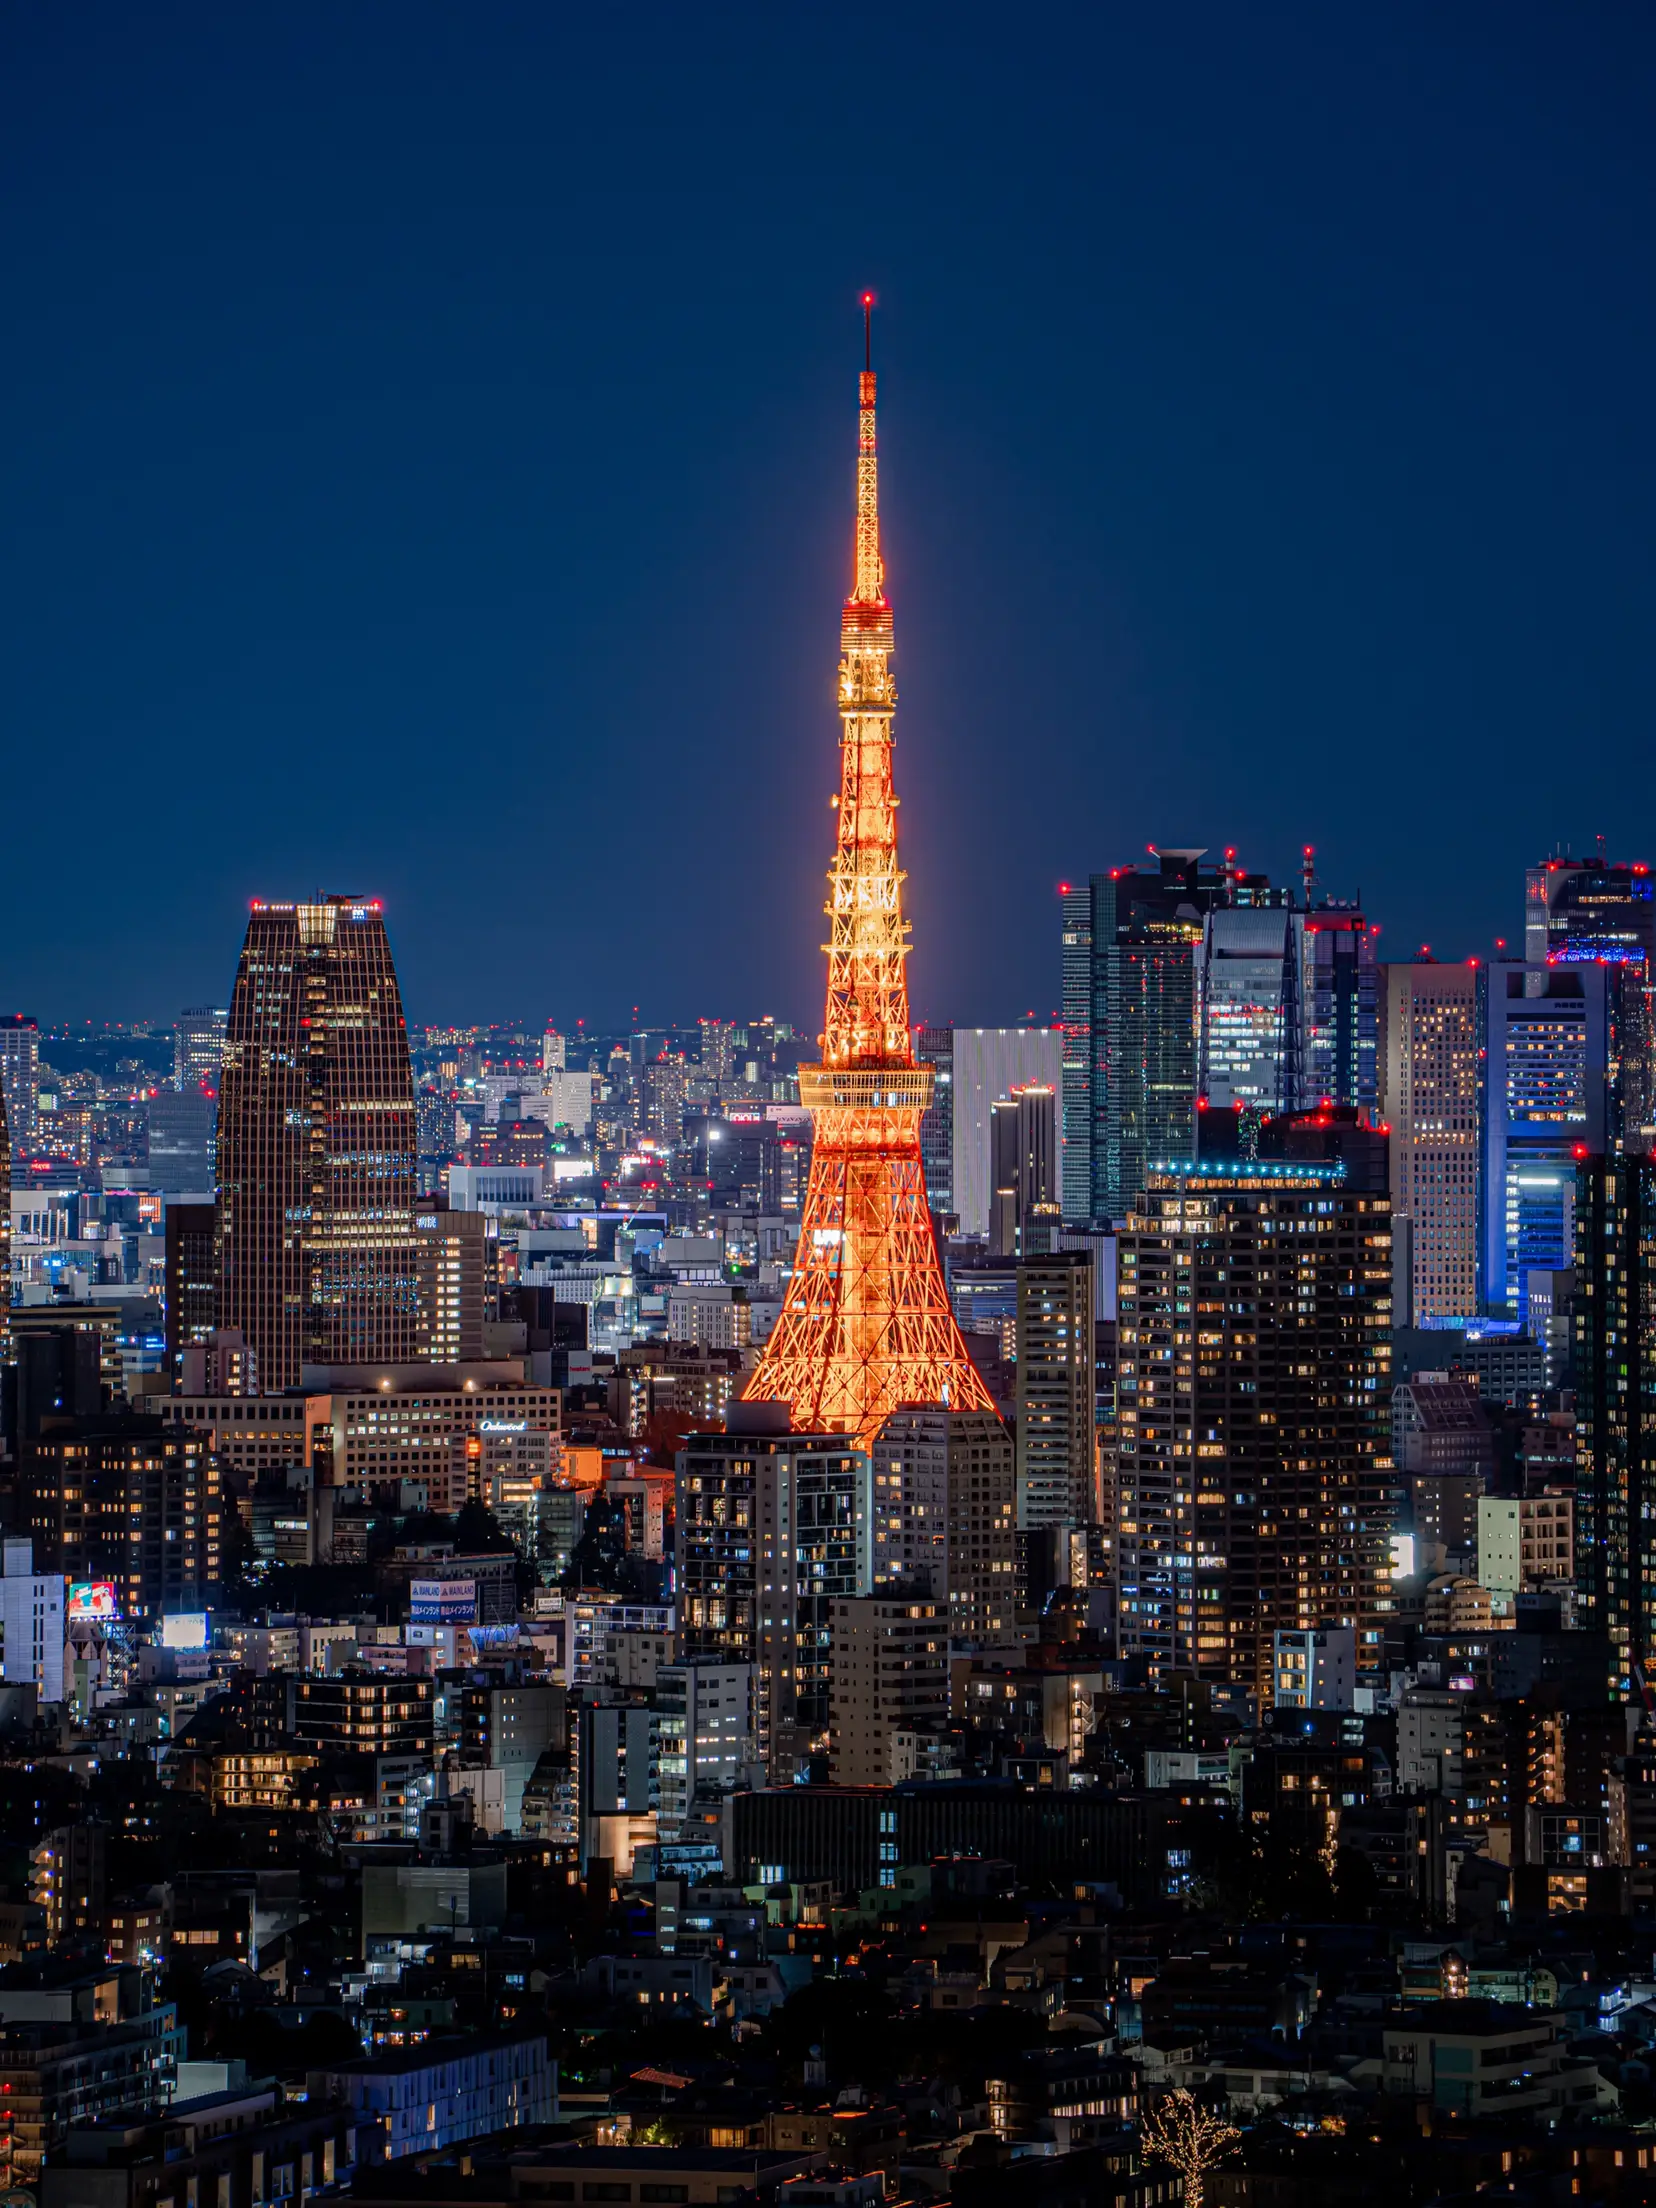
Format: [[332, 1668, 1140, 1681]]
[[742, 303, 998, 1447]]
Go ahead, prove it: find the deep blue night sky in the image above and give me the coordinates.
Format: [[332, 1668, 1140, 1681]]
[[4, 5, 1655, 1031]]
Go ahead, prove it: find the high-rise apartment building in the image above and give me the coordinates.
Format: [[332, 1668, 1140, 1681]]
[[1014, 1251, 1095, 1529], [0, 1017, 40, 1154], [173, 1007, 228, 1094], [988, 1084, 1059, 1256], [215, 899, 420, 1394], [951, 1029, 1064, 1240], [1527, 852, 1655, 1149], [1574, 1155, 1656, 1681], [870, 1406, 1017, 1646], [828, 1593, 947, 1785], [1059, 884, 1093, 1225], [655, 1660, 754, 1835], [1115, 1161, 1393, 1698], [1481, 961, 1607, 1321], [1378, 960, 1481, 1320], [676, 1410, 872, 1779]]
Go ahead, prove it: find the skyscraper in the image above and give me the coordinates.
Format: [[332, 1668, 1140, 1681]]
[[0, 1017, 40, 1155], [1299, 900, 1378, 1113], [1059, 884, 1093, 1224], [1526, 852, 1655, 1150], [1086, 852, 1262, 1225], [915, 1024, 954, 1222], [1573, 1154, 1656, 1682], [215, 898, 420, 1394], [1378, 960, 1481, 1320], [988, 1084, 1059, 1256], [163, 1200, 216, 1387], [146, 1090, 217, 1196], [740, 306, 996, 1445], [1199, 904, 1300, 1124], [951, 1028, 1064, 1240], [1481, 959, 1607, 1321], [1115, 1159, 1393, 1696], [173, 1006, 228, 1094]]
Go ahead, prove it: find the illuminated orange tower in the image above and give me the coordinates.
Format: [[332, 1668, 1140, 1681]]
[[744, 300, 998, 1448]]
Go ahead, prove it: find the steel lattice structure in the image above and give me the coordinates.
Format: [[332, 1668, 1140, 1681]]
[[743, 304, 998, 1448]]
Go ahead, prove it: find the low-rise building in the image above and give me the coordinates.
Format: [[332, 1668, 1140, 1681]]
[[1378, 2001, 1616, 2119], [308, 2027, 553, 2161], [39, 2083, 356, 2208]]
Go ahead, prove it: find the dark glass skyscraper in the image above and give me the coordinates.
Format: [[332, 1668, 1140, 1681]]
[[1059, 885, 1092, 1224], [1086, 851, 1262, 1224], [1574, 1154, 1656, 1683], [215, 898, 420, 1393]]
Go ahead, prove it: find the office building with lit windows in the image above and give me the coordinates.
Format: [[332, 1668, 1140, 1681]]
[[1200, 904, 1299, 1123], [1114, 1160, 1393, 1699], [1300, 902, 1379, 1113], [1378, 960, 1481, 1320], [1085, 851, 1273, 1224], [950, 1028, 1063, 1240], [173, 1006, 228, 1094], [989, 1084, 1059, 1256], [215, 898, 420, 1393], [1481, 960, 1606, 1322], [1527, 852, 1655, 1148]]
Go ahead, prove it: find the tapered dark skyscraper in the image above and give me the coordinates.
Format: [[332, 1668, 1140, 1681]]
[[215, 898, 419, 1393]]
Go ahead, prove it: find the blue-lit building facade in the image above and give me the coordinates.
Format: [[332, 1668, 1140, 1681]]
[[1481, 959, 1607, 1323]]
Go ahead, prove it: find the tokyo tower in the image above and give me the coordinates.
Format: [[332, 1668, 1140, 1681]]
[[743, 300, 998, 1448]]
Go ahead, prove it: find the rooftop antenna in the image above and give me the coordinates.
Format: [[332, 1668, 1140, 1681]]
[[1301, 845, 1316, 909]]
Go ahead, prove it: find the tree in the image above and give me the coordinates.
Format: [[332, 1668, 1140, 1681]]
[[1140, 2089, 1240, 2208]]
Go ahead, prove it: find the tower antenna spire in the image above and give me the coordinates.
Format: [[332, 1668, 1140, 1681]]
[[863, 289, 872, 372]]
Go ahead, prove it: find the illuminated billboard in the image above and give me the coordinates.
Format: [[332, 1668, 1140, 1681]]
[[409, 1578, 476, 1625], [68, 1582, 119, 1623], [159, 1613, 209, 1651]]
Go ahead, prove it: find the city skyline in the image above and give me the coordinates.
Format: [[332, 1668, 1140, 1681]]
[[6, 10, 1656, 1022]]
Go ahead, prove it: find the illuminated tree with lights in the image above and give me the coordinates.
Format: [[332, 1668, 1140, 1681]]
[[1140, 2089, 1240, 2208]]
